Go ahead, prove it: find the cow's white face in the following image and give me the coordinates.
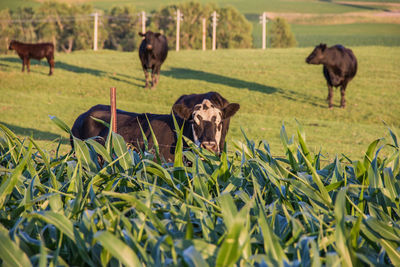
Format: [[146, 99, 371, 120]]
[[191, 99, 223, 153], [172, 96, 240, 155]]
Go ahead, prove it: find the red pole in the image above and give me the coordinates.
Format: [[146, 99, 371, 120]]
[[110, 87, 117, 132]]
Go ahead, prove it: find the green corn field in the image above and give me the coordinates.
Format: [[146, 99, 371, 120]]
[[0, 115, 399, 266]]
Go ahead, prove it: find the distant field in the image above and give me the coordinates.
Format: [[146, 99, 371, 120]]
[[251, 22, 400, 47], [0, 47, 399, 160], [1, 0, 395, 13]]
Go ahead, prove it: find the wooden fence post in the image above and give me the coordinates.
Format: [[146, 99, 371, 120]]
[[176, 9, 181, 51], [202, 18, 206, 51], [212, 11, 217, 51], [260, 12, 267, 49], [141, 11, 146, 33], [93, 12, 98, 51]]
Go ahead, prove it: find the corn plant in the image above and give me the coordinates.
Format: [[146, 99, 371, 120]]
[[0, 118, 399, 266]]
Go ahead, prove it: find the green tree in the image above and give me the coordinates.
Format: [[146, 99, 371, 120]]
[[214, 6, 253, 49], [35, 2, 98, 52], [104, 6, 140, 51], [13, 7, 37, 43], [151, 2, 252, 50], [269, 17, 297, 48], [71, 4, 98, 51], [0, 9, 14, 53], [151, 2, 215, 50]]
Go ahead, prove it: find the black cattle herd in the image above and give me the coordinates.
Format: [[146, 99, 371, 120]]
[[8, 31, 358, 162]]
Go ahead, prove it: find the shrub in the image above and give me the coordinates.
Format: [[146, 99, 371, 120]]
[[269, 17, 297, 48], [151, 2, 253, 50], [104, 6, 140, 51]]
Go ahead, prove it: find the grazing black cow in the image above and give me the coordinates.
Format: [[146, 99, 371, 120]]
[[306, 43, 357, 108], [9, 40, 55, 75], [71, 93, 240, 162], [138, 31, 168, 89]]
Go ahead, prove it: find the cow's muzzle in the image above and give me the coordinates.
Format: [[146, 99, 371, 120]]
[[146, 44, 153, 50], [200, 141, 219, 153]]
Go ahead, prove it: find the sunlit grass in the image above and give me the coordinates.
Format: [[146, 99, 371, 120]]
[[0, 47, 399, 160]]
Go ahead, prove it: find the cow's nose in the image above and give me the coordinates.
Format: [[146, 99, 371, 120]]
[[200, 141, 218, 152], [146, 44, 153, 50]]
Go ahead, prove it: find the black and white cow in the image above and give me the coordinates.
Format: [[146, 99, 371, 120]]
[[172, 91, 237, 153], [306, 43, 358, 108], [138, 31, 168, 89], [70, 92, 240, 162]]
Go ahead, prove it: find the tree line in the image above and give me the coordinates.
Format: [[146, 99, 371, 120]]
[[0, 1, 296, 54]]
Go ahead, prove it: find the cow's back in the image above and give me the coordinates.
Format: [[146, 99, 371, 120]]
[[71, 104, 139, 141], [154, 35, 168, 63], [112, 113, 190, 161], [14, 42, 54, 59], [327, 45, 357, 79]]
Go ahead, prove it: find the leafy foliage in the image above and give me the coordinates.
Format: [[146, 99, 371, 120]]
[[269, 17, 297, 48], [104, 6, 141, 51], [0, 1, 253, 53], [151, 2, 252, 50], [1, 117, 400, 266]]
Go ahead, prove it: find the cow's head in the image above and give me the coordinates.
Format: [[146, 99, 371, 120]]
[[139, 31, 161, 51], [8, 40, 16, 50], [173, 99, 240, 153], [306, 43, 327, 64]]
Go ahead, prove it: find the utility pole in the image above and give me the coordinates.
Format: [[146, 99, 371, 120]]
[[93, 12, 98, 51], [176, 9, 182, 51], [260, 12, 267, 50], [141, 11, 146, 33], [212, 11, 217, 51], [202, 18, 206, 51]]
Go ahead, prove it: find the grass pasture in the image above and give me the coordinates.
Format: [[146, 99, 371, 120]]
[[0, 47, 399, 161]]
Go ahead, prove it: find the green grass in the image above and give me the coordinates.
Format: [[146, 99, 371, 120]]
[[0, 47, 399, 161], [0, 0, 39, 11]]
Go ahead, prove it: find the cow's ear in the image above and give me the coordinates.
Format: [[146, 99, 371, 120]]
[[320, 43, 327, 51], [222, 103, 240, 119], [172, 104, 192, 120], [138, 32, 145, 37], [155, 33, 161, 38]]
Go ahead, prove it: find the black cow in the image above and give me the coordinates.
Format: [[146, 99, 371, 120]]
[[306, 43, 357, 108], [9, 40, 55, 75], [138, 31, 168, 89], [71, 92, 240, 162]]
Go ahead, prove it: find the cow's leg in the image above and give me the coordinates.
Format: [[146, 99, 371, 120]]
[[22, 57, 27, 72], [151, 66, 157, 89], [26, 58, 30, 73], [340, 83, 347, 108], [47, 56, 54, 75], [327, 84, 333, 109], [152, 66, 160, 88], [143, 67, 150, 88]]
